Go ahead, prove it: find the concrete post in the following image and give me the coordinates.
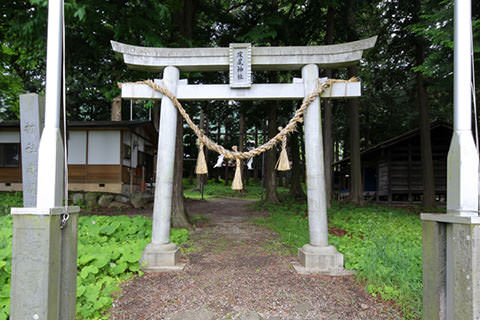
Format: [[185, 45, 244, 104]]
[[421, 220, 446, 319], [447, 0, 478, 216], [59, 211, 79, 319], [10, 207, 79, 319], [421, 214, 480, 319], [11, 1, 79, 319], [19, 94, 45, 207], [295, 64, 348, 275], [421, 1, 480, 319], [141, 66, 183, 271]]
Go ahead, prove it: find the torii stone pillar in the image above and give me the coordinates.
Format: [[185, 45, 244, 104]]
[[140, 66, 183, 271], [421, 0, 480, 318], [296, 64, 345, 274], [112, 37, 376, 274]]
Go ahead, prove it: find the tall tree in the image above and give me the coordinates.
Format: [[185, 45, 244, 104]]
[[171, 0, 199, 230], [413, 0, 436, 207], [323, 4, 335, 208], [346, 0, 363, 205], [289, 129, 306, 199], [265, 103, 280, 203], [238, 109, 246, 189]]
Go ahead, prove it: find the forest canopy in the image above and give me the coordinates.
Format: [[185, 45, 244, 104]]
[[1, 0, 479, 159]]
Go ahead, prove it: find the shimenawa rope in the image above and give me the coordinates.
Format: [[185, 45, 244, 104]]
[[119, 77, 357, 161]]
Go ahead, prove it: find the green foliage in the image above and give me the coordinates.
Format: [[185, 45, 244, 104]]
[[0, 213, 188, 319], [183, 178, 289, 200], [0, 193, 23, 217], [0, 216, 12, 319], [255, 200, 423, 319]]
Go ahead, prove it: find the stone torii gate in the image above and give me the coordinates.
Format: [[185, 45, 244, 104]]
[[112, 37, 376, 274]]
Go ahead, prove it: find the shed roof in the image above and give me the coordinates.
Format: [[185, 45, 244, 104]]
[[333, 120, 452, 166]]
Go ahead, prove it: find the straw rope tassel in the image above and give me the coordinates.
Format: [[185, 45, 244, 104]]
[[117, 78, 356, 160], [276, 127, 291, 171], [231, 146, 243, 190], [195, 131, 208, 175]]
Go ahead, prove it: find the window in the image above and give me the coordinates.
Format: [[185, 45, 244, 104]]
[[0, 144, 19, 167]]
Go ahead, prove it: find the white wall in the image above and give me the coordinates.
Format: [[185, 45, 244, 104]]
[[67, 131, 87, 164], [88, 131, 120, 165], [0, 131, 20, 143]]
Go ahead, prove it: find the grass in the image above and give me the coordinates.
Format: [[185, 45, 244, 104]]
[[255, 199, 423, 319], [183, 178, 290, 200]]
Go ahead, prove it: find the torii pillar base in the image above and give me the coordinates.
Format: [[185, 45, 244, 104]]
[[140, 242, 184, 272], [293, 244, 354, 276]]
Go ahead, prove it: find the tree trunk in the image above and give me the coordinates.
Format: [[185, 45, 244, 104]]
[[172, 115, 193, 230], [196, 108, 205, 189], [323, 5, 335, 209], [224, 119, 230, 186], [215, 121, 221, 183], [414, 0, 436, 207], [289, 130, 306, 199], [346, 1, 363, 205], [253, 125, 260, 182], [265, 103, 279, 203], [239, 110, 246, 189], [170, 0, 198, 229], [153, 100, 160, 131], [347, 69, 363, 205], [204, 112, 209, 185]]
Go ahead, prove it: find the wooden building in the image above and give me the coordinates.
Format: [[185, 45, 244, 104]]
[[0, 120, 156, 194], [334, 121, 452, 204]]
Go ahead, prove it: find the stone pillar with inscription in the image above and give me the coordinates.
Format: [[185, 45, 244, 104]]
[[10, 1, 79, 319], [19, 93, 45, 207]]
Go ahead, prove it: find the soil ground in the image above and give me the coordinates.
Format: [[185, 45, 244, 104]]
[[108, 197, 403, 320]]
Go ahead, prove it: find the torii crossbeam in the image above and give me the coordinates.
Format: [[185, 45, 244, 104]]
[[112, 37, 376, 274]]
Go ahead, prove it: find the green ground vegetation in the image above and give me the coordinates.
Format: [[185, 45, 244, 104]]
[[0, 193, 188, 320], [0, 192, 22, 217], [1, 185, 425, 319], [255, 200, 423, 319], [183, 178, 290, 200]]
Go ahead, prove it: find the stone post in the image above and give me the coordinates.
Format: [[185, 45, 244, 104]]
[[19, 93, 45, 207], [421, 214, 480, 319], [10, 207, 79, 319], [421, 1, 480, 319], [111, 96, 122, 121], [11, 1, 79, 319], [141, 66, 183, 271], [295, 64, 347, 275]]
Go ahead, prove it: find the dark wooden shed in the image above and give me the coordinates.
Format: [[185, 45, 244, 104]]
[[333, 121, 452, 204]]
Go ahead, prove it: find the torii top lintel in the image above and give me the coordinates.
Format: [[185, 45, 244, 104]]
[[111, 37, 377, 72]]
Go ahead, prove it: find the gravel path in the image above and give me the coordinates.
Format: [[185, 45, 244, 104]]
[[109, 198, 402, 320]]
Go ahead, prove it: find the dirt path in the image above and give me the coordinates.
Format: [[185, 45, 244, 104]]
[[109, 198, 402, 320]]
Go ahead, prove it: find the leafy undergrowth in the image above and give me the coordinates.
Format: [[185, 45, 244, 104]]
[[255, 200, 422, 319], [183, 178, 290, 200], [0, 214, 188, 320], [0, 192, 23, 217]]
